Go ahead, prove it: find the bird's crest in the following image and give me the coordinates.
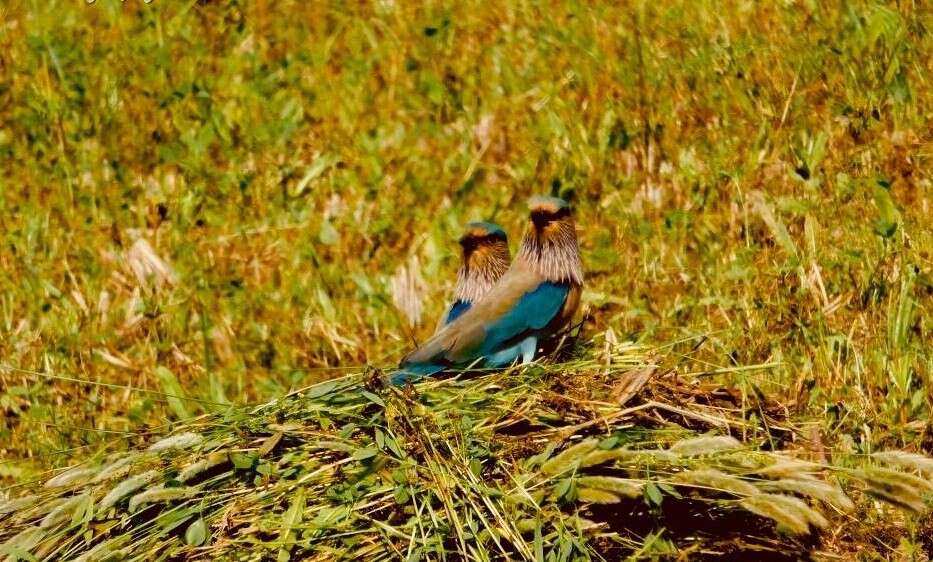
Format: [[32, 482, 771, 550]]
[[460, 222, 507, 245], [527, 196, 570, 215]]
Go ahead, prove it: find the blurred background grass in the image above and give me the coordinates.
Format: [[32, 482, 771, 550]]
[[0, 0, 929, 488]]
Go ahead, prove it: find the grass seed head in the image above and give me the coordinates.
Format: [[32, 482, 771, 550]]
[[44, 467, 99, 489], [575, 476, 643, 498], [674, 469, 758, 497], [99, 470, 160, 511], [128, 486, 197, 513], [759, 479, 855, 512], [576, 488, 623, 504], [540, 439, 600, 477], [669, 435, 742, 457], [739, 494, 826, 535], [92, 456, 135, 483], [147, 432, 204, 453], [872, 451, 933, 480], [39, 494, 90, 529]]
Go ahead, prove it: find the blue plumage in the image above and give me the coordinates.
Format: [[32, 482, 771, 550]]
[[390, 283, 565, 383], [444, 300, 471, 324], [478, 281, 569, 357], [388, 363, 446, 386], [390, 196, 582, 385]]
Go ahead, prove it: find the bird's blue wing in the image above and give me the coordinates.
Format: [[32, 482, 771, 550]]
[[444, 300, 471, 324], [401, 278, 570, 373], [387, 363, 446, 386], [479, 282, 569, 357], [393, 283, 565, 384]]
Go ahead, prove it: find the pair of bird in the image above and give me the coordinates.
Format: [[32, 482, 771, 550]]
[[390, 196, 583, 385]]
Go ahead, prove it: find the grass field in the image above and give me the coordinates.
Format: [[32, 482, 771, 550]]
[[0, 0, 931, 559]]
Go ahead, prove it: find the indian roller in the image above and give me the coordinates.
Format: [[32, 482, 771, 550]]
[[390, 196, 583, 385], [435, 222, 511, 330]]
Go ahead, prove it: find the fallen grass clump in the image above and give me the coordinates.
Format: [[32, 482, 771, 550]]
[[1, 341, 931, 561]]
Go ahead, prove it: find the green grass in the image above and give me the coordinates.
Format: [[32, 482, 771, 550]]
[[0, 0, 930, 558], [3, 355, 932, 561]]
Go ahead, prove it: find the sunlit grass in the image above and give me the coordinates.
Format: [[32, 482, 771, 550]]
[[0, 0, 930, 558]]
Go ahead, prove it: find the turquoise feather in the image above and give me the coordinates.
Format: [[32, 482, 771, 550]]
[[390, 282, 568, 384], [478, 281, 568, 356], [393, 269, 573, 384], [444, 300, 471, 324]]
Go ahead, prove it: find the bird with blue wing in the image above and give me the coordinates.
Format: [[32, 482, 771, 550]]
[[435, 222, 511, 330], [390, 196, 583, 385]]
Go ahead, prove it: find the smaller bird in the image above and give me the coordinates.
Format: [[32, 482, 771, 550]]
[[436, 222, 511, 329], [391, 196, 583, 385]]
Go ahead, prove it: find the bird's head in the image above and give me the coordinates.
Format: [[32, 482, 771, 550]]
[[454, 222, 511, 302], [518, 196, 583, 285], [527, 196, 574, 238], [458, 222, 508, 261]]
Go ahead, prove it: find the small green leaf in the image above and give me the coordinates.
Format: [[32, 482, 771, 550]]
[[230, 453, 257, 470], [185, 518, 208, 546], [383, 435, 405, 459], [352, 447, 378, 461], [394, 486, 410, 505], [872, 182, 900, 238], [657, 483, 683, 499], [644, 482, 664, 507], [305, 380, 339, 399], [359, 390, 385, 407], [552, 478, 574, 500], [598, 436, 619, 450]]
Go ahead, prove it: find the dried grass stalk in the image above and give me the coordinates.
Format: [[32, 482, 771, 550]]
[[125, 235, 178, 289]]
